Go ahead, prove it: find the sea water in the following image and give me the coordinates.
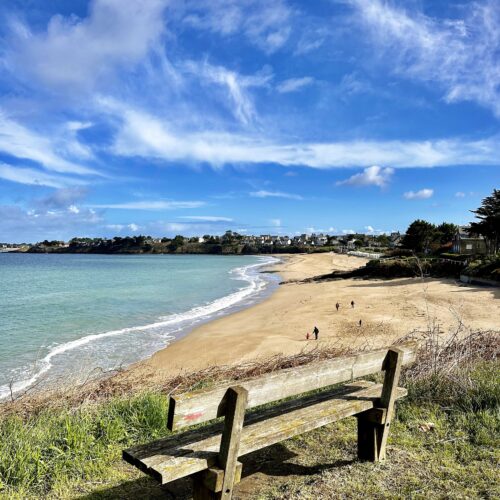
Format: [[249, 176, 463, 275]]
[[0, 253, 279, 398]]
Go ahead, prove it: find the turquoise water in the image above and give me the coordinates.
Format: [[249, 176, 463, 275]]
[[0, 254, 279, 397]]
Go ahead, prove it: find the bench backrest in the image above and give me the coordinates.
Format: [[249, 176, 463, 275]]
[[167, 342, 417, 431]]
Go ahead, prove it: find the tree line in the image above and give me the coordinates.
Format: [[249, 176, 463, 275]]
[[401, 188, 499, 255]]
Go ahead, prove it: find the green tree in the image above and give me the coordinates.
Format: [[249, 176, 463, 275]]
[[168, 235, 185, 252], [402, 220, 436, 253], [470, 189, 500, 254], [435, 222, 457, 245], [376, 234, 390, 247]]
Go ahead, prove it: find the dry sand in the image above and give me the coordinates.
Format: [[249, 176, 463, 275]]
[[138, 253, 500, 377]]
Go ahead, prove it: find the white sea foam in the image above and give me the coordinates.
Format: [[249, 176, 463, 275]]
[[0, 256, 279, 399]]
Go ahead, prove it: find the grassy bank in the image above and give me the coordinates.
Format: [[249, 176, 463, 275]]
[[0, 332, 498, 499]]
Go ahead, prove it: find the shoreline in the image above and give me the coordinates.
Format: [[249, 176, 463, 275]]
[[3, 252, 499, 400], [130, 252, 500, 380], [0, 254, 281, 400]]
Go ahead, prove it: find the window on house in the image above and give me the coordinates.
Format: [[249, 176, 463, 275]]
[[466, 244, 472, 250]]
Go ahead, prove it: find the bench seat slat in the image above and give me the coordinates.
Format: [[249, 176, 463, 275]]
[[168, 342, 417, 430], [124, 381, 407, 484]]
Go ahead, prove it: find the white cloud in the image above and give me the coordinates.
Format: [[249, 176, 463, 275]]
[[106, 224, 125, 232], [6, 0, 168, 90], [276, 77, 314, 93], [337, 166, 394, 187], [455, 191, 466, 198], [250, 190, 303, 200], [128, 223, 140, 232], [338, 73, 372, 99], [66, 121, 93, 131], [183, 61, 272, 124], [350, 0, 500, 117], [342, 229, 355, 235], [0, 112, 98, 176], [182, 0, 293, 54], [67, 205, 80, 214], [0, 163, 87, 188], [0, 204, 103, 243], [294, 28, 327, 55], [364, 225, 374, 233], [162, 222, 191, 232], [103, 99, 500, 168], [269, 218, 281, 227], [178, 216, 233, 222], [403, 188, 434, 200], [38, 187, 88, 208], [90, 200, 205, 210]]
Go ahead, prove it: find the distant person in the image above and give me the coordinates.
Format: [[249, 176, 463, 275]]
[[359, 319, 362, 327], [351, 300, 355, 308], [335, 302, 340, 311], [313, 326, 319, 340]]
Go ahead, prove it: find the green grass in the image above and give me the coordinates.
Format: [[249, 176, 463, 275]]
[[0, 359, 498, 499], [0, 393, 170, 498], [254, 360, 500, 499]]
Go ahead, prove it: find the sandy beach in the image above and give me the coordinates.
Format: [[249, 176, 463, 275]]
[[135, 253, 500, 377]]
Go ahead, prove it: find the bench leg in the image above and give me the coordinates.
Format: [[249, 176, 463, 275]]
[[193, 386, 248, 500], [193, 473, 217, 500], [357, 348, 403, 462], [357, 416, 381, 461]]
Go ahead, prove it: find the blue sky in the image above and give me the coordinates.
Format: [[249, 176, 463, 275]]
[[0, 0, 499, 242]]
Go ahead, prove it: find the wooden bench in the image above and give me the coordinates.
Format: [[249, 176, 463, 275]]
[[124, 343, 417, 499]]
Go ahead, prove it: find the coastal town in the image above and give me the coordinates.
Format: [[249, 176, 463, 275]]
[[2, 224, 486, 256]]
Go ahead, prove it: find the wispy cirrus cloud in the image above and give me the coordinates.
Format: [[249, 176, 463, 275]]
[[102, 99, 500, 169], [276, 77, 314, 93], [403, 188, 434, 200], [181, 0, 293, 54], [0, 112, 98, 176], [183, 61, 272, 124], [178, 215, 233, 222], [349, 0, 500, 117], [250, 190, 303, 200], [89, 200, 205, 210], [0, 163, 88, 188], [336, 165, 394, 188]]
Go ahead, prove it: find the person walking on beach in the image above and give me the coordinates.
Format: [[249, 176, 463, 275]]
[[351, 300, 355, 308], [359, 319, 362, 327], [335, 302, 340, 311], [313, 326, 319, 340]]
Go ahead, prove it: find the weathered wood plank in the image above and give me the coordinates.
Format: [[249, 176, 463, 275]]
[[377, 348, 403, 461], [357, 348, 404, 462], [124, 382, 407, 484], [218, 387, 247, 499], [168, 342, 417, 430], [124, 381, 375, 472], [193, 387, 247, 500]]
